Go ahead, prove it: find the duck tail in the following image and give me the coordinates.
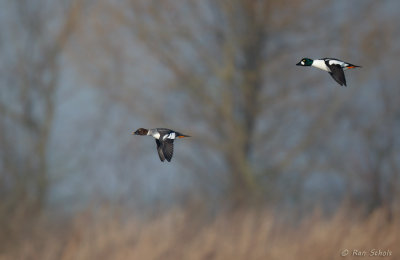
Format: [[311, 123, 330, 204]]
[[347, 64, 361, 69], [177, 133, 191, 138]]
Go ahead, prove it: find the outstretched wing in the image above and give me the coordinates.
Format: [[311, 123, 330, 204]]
[[328, 65, 347, 86], [155, 139, 165, 162], [161, 139, 174, 162]]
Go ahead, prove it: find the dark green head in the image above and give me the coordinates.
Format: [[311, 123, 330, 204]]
[[296, 58, 313, 66]]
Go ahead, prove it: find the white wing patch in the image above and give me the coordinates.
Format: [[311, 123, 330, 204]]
[[328, 59, 345, 67], [163, 132, 176, 140]]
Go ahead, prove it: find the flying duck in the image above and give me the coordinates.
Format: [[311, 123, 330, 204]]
[[132, 128, 190, 162], [296, 58, 361, 86]]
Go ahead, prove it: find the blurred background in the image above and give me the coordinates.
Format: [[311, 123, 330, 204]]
[[1, 0, 399, 259]]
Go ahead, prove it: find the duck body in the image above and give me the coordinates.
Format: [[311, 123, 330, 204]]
[[133, 128, 190, 162], [296, 58, 361, 86]]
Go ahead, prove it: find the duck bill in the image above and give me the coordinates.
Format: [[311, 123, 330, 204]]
[[296, 62, 301, 66]]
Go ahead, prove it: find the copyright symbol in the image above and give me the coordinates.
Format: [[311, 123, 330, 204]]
[[341, 249, 349, 256]]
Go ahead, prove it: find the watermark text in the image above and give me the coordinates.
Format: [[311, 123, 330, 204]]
[[341, 249, 392, 257]]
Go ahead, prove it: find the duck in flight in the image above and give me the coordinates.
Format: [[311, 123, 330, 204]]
[[296, 58, 361, 86], [132, 128, 190, 162]]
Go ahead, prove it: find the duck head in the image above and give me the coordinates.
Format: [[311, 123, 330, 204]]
[[132, 128, 149, 135], [296, 58, 313, 66]]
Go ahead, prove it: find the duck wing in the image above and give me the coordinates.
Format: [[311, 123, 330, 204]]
[[155, 139, 165, 162], [161, 139, 174, 162], [328, 65, 347, 86]]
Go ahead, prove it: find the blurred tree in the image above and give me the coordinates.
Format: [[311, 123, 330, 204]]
[[67, 0, 399, 214], [357, 40, 400, 214], [0, 0, 81, 222], [111, 0, 310, 206]]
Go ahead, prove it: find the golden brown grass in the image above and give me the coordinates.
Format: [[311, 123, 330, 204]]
[[1, 206, 399, 260]]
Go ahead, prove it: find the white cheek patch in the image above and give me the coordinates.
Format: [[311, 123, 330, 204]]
[[301, 61, 305, 65]]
